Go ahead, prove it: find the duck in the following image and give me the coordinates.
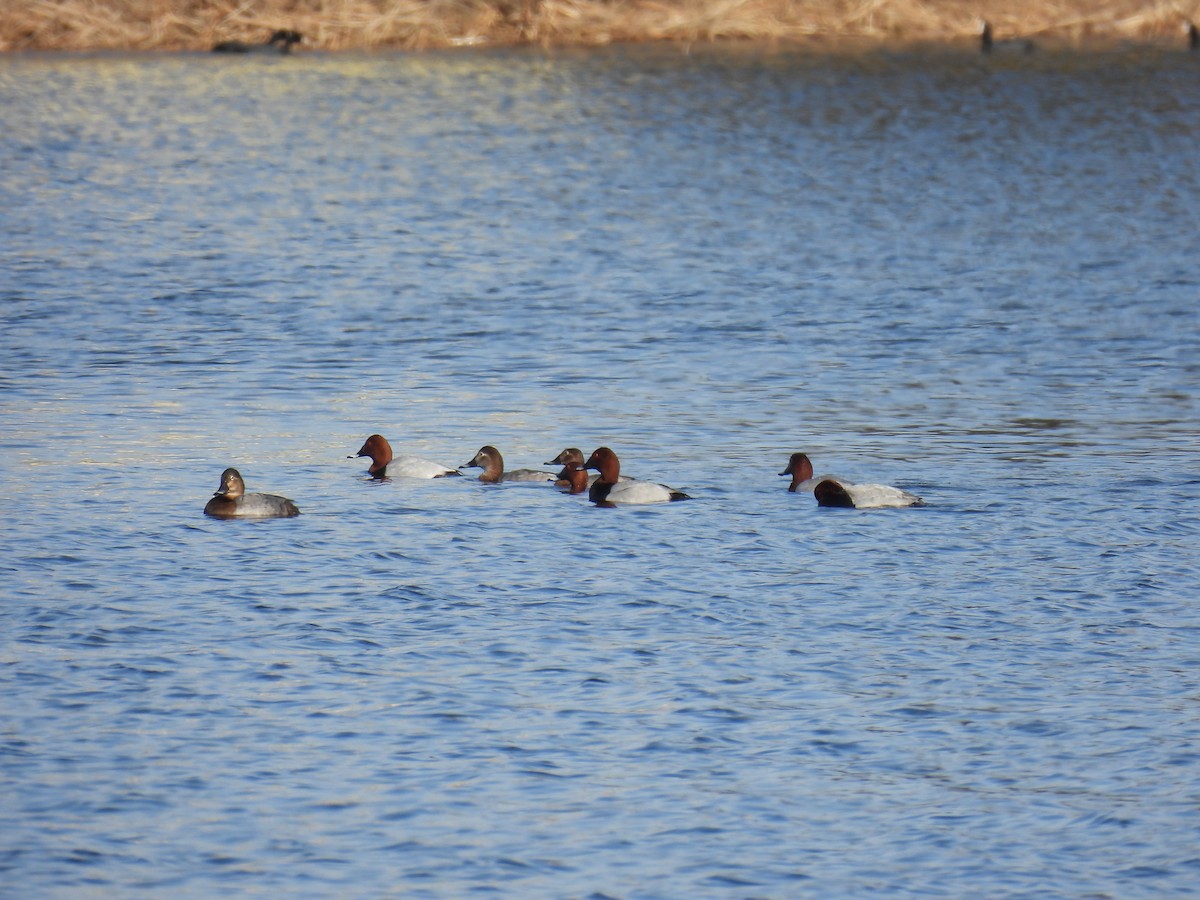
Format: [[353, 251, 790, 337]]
[[204, 468, 300, 519], [979, 20, 1035, 55], [812, 478, 923, 509], [351, 434, 460, 479], [545, 447, 633, 489], [212, 29, 303, 54], [558, 460, 591, 495], [460, 445, 556, 483], [780, 452, 923, 508], [546, 447, 587, 487], [580, 447, 690, 506], [778, 452, 844, 493]]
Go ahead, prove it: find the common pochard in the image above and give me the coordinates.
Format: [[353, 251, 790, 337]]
[[777, 452, 844, 493], [779, 452, 922, 509], [461, 445, 556, 483], [581, 447, 690, 506], [557, 460, 591, 495], [545, 447, 631, 489], [352, 434, 460, 479], [812, 479, 924, 509], [204, 468, 300, 519]]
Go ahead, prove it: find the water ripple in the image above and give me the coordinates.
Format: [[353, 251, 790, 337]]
[[2, 43, 1200, 898]]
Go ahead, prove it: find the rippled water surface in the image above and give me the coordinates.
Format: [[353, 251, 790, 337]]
[[3, 43, 1199, 896]]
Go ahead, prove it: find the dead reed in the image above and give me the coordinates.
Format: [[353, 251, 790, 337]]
[[3, 0, 1198, 51]]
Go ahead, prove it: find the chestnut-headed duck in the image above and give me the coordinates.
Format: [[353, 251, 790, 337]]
[[979, 20, 1035, 54], [545, 447, 631, 489], [461, 445, 556, 484], [778, 452, 843, 493], [351, 434, 460, 479], [213, 29, 303, 54], [581, 447, 690, 506], [780, 452, 922, 508], [556, 460, 591, 495], [546, 447, 586, 486], [813, 479, 924, 509], [204, 468, 299, 519]]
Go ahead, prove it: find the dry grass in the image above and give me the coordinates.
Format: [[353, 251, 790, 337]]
[[2, 0, 1198, 51]]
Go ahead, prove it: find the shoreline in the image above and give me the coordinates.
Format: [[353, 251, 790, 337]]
[[3, 1, 1197, 53]]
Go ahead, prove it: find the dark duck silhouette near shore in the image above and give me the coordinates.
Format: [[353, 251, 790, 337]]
[[213, 29, 303, 55], [979, 20, 1035, 55]]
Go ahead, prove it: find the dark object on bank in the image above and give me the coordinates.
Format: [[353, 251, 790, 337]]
[[979, 20, 1035, 55], [213, 30, 303, 55]]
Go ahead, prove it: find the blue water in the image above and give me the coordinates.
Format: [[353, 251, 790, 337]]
[[2, 43, 1199, 897]]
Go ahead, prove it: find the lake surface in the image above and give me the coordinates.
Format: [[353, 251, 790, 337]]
[[2, 42, 1199, 897]]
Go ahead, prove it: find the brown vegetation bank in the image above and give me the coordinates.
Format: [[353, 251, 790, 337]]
[[3, 0, 1198, 52]]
